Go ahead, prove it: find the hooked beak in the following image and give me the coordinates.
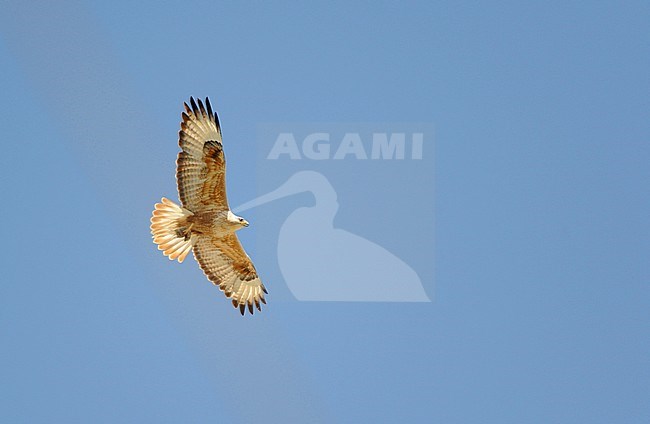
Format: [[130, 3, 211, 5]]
[[242, 220, 249, 227]]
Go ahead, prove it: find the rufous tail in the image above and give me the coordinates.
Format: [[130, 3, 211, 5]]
[[150, 197, 196, 263]]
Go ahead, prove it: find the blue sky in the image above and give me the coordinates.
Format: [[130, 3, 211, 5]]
[[1, 1, 649, 423]]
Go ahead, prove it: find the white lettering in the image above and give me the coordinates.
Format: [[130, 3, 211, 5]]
[[267, 132, 425, 160], [333, 133, 367, 160], [267, 133, 301, 159], [303, 133, 330, 160], [411, 133, 423, 159], [371, 133, 405, 159]]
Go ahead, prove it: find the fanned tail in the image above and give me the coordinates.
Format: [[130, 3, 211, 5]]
[[150, 197, 196, 263]]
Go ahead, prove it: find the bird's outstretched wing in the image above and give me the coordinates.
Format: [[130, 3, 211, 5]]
[[193, 233, 268, 315], [176, 97, 229, 211]]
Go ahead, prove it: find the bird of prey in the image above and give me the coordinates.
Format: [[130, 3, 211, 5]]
[[150, 97, 267, 315]]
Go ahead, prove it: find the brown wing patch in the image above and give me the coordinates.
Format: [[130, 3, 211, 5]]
[[200, 140, 228, 209]]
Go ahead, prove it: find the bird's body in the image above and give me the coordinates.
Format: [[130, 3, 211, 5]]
[[150, 97, 266, 315]]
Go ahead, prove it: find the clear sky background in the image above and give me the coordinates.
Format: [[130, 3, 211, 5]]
[[1, 1, 648, 423]]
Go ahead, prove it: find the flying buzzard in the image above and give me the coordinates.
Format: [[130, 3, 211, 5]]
[[150, 97, 267, 315]]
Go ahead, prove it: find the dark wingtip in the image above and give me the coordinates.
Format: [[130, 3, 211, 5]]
[[260, 297, 267, 305], [205, 97, 213, 120], [248, 302, 253, 315], [189, 96, 198, 113], [239, 304, 245, 315], [197, 97, 207, 116], [262, 285, 268, 295]]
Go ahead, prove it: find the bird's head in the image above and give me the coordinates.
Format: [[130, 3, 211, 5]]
[[227, 210, 249, 230]]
